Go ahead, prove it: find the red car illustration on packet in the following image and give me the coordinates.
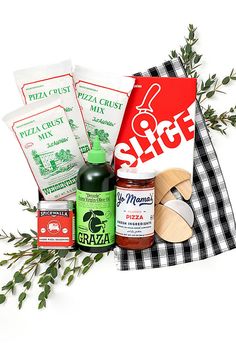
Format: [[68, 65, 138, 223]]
[[115, 77, 197, 176]]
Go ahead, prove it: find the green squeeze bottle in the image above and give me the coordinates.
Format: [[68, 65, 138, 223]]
[[76, 136, 116, 253]]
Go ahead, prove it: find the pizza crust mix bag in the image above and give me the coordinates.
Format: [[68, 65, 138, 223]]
[[3, 96, 84, 200], [73, 66, 135, 162], [14, 60, 90, 156]]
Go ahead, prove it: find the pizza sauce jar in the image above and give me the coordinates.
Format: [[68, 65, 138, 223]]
[[116, 168, 156, 250]]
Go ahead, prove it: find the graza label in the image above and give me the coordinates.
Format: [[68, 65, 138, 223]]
[[76, 190, 115, 247], [116, 187, 154, 238]]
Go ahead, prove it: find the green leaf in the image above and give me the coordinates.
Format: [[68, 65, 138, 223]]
[[63, 267, 71, 276], [14, 271, 25, 283], [43, 275, 52, 284], [44, 284, 51, 298], [18, 292, 26, 302], [67, 274, 74, 286], [222, 76, 230, 85], [25, 207, 37, 213], [0, 260, 8, 266], [14, 237, 32, 246], [82, 256, 92, 266], [205, 78, 214, 88], [82, 266, 90, 274], [186, 43, 192, 54], [25, 253, 40, 264], [19, 199, 27, 206], [83, 211, 92, 222], [20, 233, 32, 239], [38, 291, 45, 301], [50, 267, 58, 279], [94, 253, 103, 262], [82, 260, 94, 274], [194, 54, 202, 64], [31, 239, 37, 248], [170, 50, 177, 58], [206, 91, 215, 98], [40, 251, 54, 263], [2, 280, 13, 290], [45, 266, 52, 274], [38, 299, 46, 309], [24, 281, 31, 290], [0, 294, 6, 304], [189, 31, 194, 40], [57, 250, 69, 258], [39, 275, 51, 285], [8, 234, 16, 242]]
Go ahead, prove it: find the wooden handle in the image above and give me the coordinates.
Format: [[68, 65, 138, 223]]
[[155, 204, 192, 243], [175, 180, 192, 200], [155, 168, 191, 204], [161, 190, 176, 204]]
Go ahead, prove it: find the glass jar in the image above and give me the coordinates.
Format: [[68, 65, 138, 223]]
[[116, 168, 155, 250]]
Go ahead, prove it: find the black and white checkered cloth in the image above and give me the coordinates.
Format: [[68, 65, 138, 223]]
[[114, 57, 236, 271]]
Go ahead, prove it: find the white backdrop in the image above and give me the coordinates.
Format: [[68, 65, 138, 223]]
[[0, 1, 236, 353]]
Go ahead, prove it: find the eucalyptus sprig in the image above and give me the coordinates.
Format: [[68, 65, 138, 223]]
[[0, 201, 105, 309], [203, 105, 236, 134], [170, 24, 202, 78], [198, 69, 236, 103], [170, 24, 236, 134], [19, 199, 37, 213]]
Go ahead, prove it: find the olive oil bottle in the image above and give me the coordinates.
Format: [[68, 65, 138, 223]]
[[76, 136, 115, 253]]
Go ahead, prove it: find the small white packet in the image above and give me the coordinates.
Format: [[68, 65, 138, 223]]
[[14, 60, 90, 156], [3, 96, 84, 200], [73, 66, 135, 162]]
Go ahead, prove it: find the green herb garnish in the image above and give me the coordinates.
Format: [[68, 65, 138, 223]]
[[0, 201, 104, 309], [170, 24, 236, 134]]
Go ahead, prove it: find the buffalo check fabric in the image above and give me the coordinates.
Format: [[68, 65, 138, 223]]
[[114, 57, 236, 271]]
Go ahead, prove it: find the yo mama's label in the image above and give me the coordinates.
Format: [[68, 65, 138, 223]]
[[116, 187, 154, 238], [76, 190, 115, 247]]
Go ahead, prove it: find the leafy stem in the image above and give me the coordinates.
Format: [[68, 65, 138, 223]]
[[19, 199, 37, 213], [203, 105, 236, 134], [0, 201, 105, 309], [169, 24, 236, 134], [198, 69, 236, 103]]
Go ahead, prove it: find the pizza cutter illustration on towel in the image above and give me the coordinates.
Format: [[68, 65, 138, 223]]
[[132, 83, 161, 137]]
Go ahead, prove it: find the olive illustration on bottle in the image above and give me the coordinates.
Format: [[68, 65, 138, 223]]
[[83, 210, 107, 233]]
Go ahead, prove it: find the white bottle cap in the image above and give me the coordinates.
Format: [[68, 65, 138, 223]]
[[117, 167, 156, 180]]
